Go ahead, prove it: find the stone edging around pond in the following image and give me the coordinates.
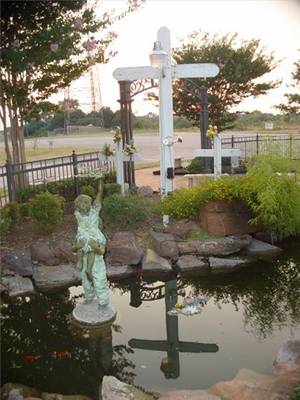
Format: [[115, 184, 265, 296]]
[[1, 231, 282, 298], [2, 340, 300, 400]]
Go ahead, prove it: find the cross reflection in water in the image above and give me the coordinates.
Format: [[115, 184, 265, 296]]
[[128, 279, 219, 379]]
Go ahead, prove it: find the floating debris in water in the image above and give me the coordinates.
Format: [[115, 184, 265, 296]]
[[168, 295, 208, 316]]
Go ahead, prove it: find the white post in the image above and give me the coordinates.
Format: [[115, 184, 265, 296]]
[[157, 27, 174, 197], [214, 135, 222, 178], [115, 142, 125, 194]]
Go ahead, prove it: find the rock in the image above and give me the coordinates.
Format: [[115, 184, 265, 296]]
[[2, 276, 35, 297], [158, 390, 221, 400], [136, 186, 153, 196], [30, 242, 59, 266], [0, 281, 8, 294], [209, 257, 250, 274], [52, 241, 76, 264], [149, 231, 179, 259], [32, 264, 81, 292], [106, 232, 143, 266], [176, 255, 209, 274], [234, 368, 274, 381], [273, 340, 300, 375], [2, 249, 33, 277], [253, 231, 273, 244], [24, 397, 42, 400], [271, 370, 300, 399], [2, 384, 40, 399], [7, 388, 23, 400], [142, 249, 173, 274], [164, 219, 200, 238], [208, 379, 274, 400], [102, 376, 155, 400], [178, 235, 252, 257], [106, 265, 137, 281], [245, 238, 282, 257]]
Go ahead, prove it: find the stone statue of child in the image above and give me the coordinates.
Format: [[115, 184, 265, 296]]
[[73, 177, 110, 312]]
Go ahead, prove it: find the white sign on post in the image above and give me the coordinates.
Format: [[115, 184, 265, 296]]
[[194, 136, 240, 178]]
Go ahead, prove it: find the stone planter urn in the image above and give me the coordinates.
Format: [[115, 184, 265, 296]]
[[199, 199, 260, 236]]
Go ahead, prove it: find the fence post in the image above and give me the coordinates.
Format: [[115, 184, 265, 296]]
[[5, 161, 14, 202], [289, 135, 293, 158], [231, 135, 234, 148], [256, 134, 259, 155], [72, 150, 79, 196]]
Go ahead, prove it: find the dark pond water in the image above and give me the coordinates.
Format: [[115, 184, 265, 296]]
[[2, 247, 300, 399]]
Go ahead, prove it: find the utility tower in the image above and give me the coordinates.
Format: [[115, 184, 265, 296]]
[[87, 50, 104, 128]]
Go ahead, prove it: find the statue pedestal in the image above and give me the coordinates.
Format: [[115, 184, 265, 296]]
[[71, 300, 117, 327]]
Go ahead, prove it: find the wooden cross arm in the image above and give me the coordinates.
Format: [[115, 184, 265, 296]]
[[129, 338, 219, 353]]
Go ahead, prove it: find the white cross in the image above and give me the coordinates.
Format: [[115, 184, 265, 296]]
[[113, 27, 219, 193], [194, 135, 240, 178], [99, 143, 141, 194]]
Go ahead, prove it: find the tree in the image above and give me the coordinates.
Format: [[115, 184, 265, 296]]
[[276, 59, 300, 115], [157, 32, 280, 131], [0, 0, 142, 188]]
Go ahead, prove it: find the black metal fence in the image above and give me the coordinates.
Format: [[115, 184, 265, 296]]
[[221, 134, 300, 160], [1, 135, 299, 207], [0, 151, 115, 207]]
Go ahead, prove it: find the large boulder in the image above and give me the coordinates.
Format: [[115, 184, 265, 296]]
[[30, 242, 59, 266], [177, 235, 252, 257], [176, 255, 209, 274], [52, 240, 76, 264], [208, 379, 274, 400], [32, 264, 81, 292], [273, 340, 300, 375], [209, 257, 250, 274], [106, 265, 138, 281], [1, 383, 41, 399], [245, 239, 282, 257], [101, 376, 155, 400], [142, 249, 173, 274], [164, 219, 201, 238], [2, 276, 35, 297], [149, 231, 179, 259], [2, 249, 33, 277], [106, 232, 143, 266], [158, 390, 221, 400]]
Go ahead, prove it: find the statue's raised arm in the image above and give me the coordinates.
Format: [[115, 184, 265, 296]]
[[94, 176, 104, 208]]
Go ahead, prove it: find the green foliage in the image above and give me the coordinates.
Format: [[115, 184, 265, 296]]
[[277, 59, 300, 115], [170, 32, 279, 131], [290, 383, 300, 400], [187, 157, 204, 173], [162, 156, 300, 240], [102, 194, 156, 229], [103, 183, 121, 198], [80, 185, 95, 199], [29, 192, 63, 233], [0, 202, 20, 236]]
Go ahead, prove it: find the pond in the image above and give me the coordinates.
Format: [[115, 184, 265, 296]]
[[1, 247, 300, 399]]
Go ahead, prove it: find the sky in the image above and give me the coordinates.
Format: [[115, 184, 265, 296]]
[[64, 0, 300, 116]]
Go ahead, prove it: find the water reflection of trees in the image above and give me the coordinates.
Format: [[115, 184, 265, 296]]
[[182, 254, 300, 338], [1, 291, 135, 399]]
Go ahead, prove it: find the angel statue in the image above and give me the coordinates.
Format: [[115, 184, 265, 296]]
[[73, 173, 111, 317]]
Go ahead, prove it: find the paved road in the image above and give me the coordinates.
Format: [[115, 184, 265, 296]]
[[22, 131, 269, 163]]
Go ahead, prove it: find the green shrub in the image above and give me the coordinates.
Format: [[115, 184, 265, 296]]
[[0, 202, 20, 236], [29, 192, 64, 233], [290, 383, 300, 400], [80, 185, 95, 199], [187, 157, 204, 173], [16, 186, 43, 203], [102, 193, 154, 229], [103, 183, 121, 198], [162, 157, 300, 241]]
